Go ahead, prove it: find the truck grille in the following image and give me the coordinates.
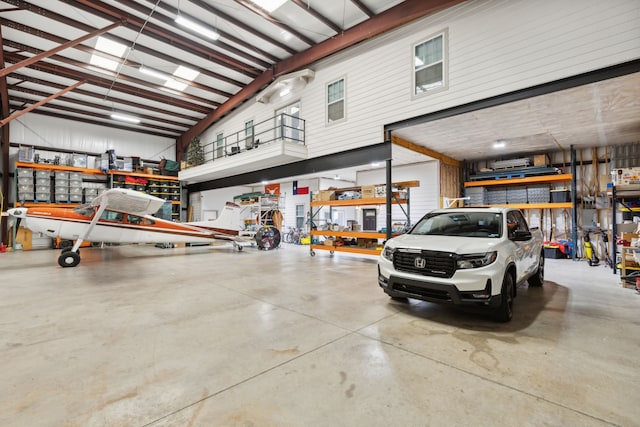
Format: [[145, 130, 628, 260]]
[[393, 249, 456, 278]]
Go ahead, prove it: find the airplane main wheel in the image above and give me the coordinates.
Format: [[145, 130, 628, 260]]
[[58, 251, 80, 268], [61, 247, 79, 256]]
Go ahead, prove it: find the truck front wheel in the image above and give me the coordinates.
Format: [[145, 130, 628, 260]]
[[494, 273, 514, 322]]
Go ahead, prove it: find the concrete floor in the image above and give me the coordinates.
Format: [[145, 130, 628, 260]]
[[0, 243, 638, 427]]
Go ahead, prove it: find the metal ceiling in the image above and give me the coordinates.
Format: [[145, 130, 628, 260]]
[[0, 0, 461, 143]]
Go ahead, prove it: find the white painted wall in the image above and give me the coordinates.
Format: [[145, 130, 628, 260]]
[[199, 0, 640, 161]]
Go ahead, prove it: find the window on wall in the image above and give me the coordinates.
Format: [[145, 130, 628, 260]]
[[295, 204, 305, 229], [413, 32, 445, 95], [327, 78, 345, 123], [215, 132, 224, 158]]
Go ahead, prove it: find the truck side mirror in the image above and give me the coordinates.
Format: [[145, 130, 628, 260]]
[[511, 230, 532, 241]]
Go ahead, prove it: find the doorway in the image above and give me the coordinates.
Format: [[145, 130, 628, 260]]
[[363, 208, 377, 231]]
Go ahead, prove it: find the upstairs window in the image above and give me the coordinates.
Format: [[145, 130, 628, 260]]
[[327, 77, 345, 123], [413, 31, 446, 96]]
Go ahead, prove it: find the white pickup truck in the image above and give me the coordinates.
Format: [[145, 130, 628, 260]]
[[378, 207, 544, 322]]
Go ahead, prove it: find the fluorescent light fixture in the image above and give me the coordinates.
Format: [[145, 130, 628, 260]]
[[111, 113, 140, 124], [139, 65, 173, 81], [261, 180, 269, 185], [175, 15, 219, 40], [165, 79, 188, 91], [251, 0, 287, 12], [174, 65, 199, 81], [95, 37, 127, 57], [493, 140, 506, 149]]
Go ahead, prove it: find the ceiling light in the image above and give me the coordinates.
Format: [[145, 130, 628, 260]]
[[175, 15, 220, 40], [165, 79, 188, 91], [111, 113, 140, 124], [174, 65, 199, 81], [251, 0, 287, 12], [139, 65, 172, 81], [493, 140, 506, 149]]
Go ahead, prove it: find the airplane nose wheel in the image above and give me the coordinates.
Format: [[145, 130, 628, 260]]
[[58, 250, 80, 267]]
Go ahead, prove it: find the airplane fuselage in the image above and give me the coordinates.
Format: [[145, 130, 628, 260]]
[[13, 206, 228, 244]]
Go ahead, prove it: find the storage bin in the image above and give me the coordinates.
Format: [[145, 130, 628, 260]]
[[69, 186, 83, 194], [18, 191, 34, 201], [17, 168, 33, 177], [18, 183, 34, 192], [54, 178, 69, 188], [527, 184, 550, 203], [551, 189, 570, 202], [69, 172, 82, 180], [35, 177, 50, 185], [55, 193, 69, 202], [35, 185, 50, 193], [54, 171, 69, 179], [69, 179, 82, 187], [35, 170, 50, 178], [18, 176, 35, 184], [55, 186, 69, 194], [69, 194, 82, 202], [35, 192, 51, 201]]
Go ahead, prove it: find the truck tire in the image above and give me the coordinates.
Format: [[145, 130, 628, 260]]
[[528, 251, 545, 287], [494, 273, 514, 322]]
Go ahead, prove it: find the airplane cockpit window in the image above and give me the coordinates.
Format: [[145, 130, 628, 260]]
[[126, 214, 155, 226], [101, 210, 124, 223], [73, 205, 96, 218]]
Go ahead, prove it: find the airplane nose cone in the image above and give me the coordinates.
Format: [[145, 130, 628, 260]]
[[7, 208, 26, 218]]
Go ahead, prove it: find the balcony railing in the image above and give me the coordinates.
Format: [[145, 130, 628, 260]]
[[202, 113, 305, 162]]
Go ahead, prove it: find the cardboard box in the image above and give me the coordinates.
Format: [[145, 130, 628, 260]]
[[533, 154, 548, 166], [614, 168, 640, 186], [361, 185, 376, 199], [324, 238, 334, 246], [15, 226, 33, 250], [315, 190, 336, 201]]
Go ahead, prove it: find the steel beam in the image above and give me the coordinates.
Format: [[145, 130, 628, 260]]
[[0, 81, 85, 127], [0, 21, 124, 78]]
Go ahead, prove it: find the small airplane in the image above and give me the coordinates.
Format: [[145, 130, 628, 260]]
[[7, 188, 280, 267]]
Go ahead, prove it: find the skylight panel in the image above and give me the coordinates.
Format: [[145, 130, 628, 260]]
[[251, 0, 287, 13], [174, 66, 199, 81], [165, 79, 188, 92], [95, 37, 127, 57]]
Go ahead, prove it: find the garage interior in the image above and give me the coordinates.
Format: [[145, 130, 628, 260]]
[[0, 0, 639, 425]]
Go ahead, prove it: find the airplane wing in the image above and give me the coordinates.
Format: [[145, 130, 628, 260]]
[[91, 188, 166, 216]]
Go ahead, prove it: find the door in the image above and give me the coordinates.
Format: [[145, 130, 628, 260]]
[[363, 209, 377, 231], [275, 102, 300, 142]]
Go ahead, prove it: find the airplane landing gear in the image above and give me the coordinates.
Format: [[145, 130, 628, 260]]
[[58, 250, 80, 267]]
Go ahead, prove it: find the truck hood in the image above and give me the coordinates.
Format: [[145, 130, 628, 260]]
[[387, 234, 500, 254]]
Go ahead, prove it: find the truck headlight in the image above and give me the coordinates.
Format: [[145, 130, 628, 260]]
[[457, 252, 497, 269], [382, 246, 394, 261]]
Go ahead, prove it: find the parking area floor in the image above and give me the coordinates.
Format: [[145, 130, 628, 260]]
[[0, 243, 638, 426]]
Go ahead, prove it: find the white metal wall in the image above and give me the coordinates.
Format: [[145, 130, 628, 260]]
[[9, 115, 176, 165]]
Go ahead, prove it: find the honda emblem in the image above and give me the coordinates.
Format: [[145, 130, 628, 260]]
[[414, 257, 426, 268]]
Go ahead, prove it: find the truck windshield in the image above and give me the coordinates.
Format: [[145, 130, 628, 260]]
[[410, 212, 502, 238]]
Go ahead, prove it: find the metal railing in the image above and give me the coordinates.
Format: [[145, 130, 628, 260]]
[[202, 113, 305, 163]]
